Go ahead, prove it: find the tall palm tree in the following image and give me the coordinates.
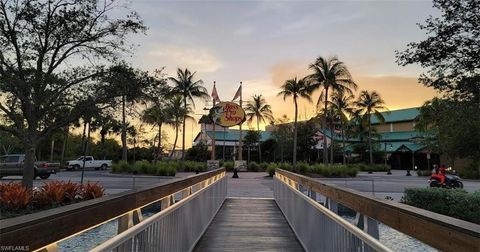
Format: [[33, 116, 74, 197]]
[[277, 77, 314, 165], [169, 68, 209, 160], [141, 103, 170, 163], [354, 90, 387, 165], [245, 95, 275, 163], [166, 96, 194, 160], [308, 56, 357, 164], [329, 92, 355, 164]]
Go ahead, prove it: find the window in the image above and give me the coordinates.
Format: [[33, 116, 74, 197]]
[[85, 157, 93, 161], [5, 155, 20, 162]]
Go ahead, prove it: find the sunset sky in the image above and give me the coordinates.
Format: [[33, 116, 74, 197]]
[[122, 0, 440, 147]]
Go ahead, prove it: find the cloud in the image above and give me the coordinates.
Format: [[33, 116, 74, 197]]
[[233, 26, 254, 37], [146, 45, 222, 73], [269, 61, 311, 86]]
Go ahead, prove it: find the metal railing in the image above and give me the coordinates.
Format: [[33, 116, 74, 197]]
[[92, 171, 226, 252], [274, 172, 392, 252], [275, 169, 480, 252], [0, 168, 226, 251]]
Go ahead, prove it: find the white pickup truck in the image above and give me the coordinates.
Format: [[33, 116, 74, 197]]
[[66, 156, 112, 171]]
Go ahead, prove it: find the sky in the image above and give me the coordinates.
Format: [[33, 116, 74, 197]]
[[119, 0, 440, 148]]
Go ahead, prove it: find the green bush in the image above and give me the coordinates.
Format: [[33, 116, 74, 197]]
[[401, 188, 480, 224], [310, 164, 358, 177], [248, 161, 260, 172], [296, 162, 310, 174], [224, 161, 234, 171], [111, 161, 131, 173], [259, 162, 269, 172], [279, 162, 292, 171], [417, 170, 432, 176], [133, 160, 150, 174], [266, 163, 276, 177], [459, 161, 480, 179]]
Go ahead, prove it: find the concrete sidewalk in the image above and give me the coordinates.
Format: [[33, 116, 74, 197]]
[[225, 172, 274, 198]]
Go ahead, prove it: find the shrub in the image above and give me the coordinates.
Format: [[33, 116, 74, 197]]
[[259, 162, 269, 172], [80, 182, 105, 200], [296, 162, 310, 174], [112, 160, 131, 173], [401, 188, 480, 224], [459, 161, 480, 179], [266, 163, 276, 177], [224, 161, 234, 171], [0, 183, 32, 210], [35, 181, 67, 207], [279, 163, 292, 171], [248, 161, 260, 172], [134, 160, 151, 174], [355, 163, 388, 172], [62, 181, 81, 202]]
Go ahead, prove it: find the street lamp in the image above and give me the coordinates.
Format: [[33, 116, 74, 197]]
[[384, 142, 392, 175]]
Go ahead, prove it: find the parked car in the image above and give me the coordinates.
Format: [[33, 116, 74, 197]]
[[66, 156, 112, 171], [0, 154, 60, 179]]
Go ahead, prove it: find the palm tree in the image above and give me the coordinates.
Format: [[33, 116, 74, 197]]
[[308, 56, 357, 164], [245, 95, 275, 163], [329, 92, 354, 164], [141, 103, 170, 163], [354, 90, 387, 165], [277, 77, 314, 165], [169, 68, 209, 160], [166, 96, 194, 160]]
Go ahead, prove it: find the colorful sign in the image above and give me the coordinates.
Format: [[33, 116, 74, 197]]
[[209, 102, 246, 127]]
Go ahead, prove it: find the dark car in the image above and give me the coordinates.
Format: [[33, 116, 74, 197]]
[[0, 154, 60, 179]]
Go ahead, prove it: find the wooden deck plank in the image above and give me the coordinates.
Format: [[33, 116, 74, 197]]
[[194, 198, 304, 252]]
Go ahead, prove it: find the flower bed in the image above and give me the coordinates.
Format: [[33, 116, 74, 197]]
[[0, 181, 104, 219]]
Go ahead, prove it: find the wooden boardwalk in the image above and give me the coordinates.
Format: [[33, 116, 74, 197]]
[[194, 198, 304, 252]]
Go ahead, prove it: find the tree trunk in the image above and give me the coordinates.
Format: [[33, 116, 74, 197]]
[[293, 97, 298, 165], [155, 123, 162, 163], [248, 146, 251, 163], [341, 120, 346, 165], [121, 93, 127, 161], [22, 142, 37, 188], [323, 88, 329, 165], [81, 122, 91, 185], [330, 120, 334, 165], [60, 126, 69, 166], [182, 98, 187, 161], [257, 119, 262, 163], [170, 125, 179, 160], [368, 113, 373, 165], [280, 145, 284, 163], [50, 139, 55, 162]]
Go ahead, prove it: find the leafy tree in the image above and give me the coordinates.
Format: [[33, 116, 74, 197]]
[[245, 95, 274, 163], [396, 0, 480, 101], [308, 56, 357, 164], [0, 0, 145, 187], [101, 63, 155, 161], [271, 115, 293, 163], [169, 68, 209, 160], [186, 141, 210, 162], [329, 92, 354, 164], [354, 90, 387, 165], [416, 98, 480, 169], [278, 77, 314, 165], [296, 119, 317, 162], [244, 130, 260, 163], [142, 103, 170, 163], [166, 95, 194, 160]]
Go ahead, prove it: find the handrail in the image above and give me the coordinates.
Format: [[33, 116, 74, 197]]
[[0, 168, 225, 251], [92, 171, 227, 252], [276, 169, 480, 252], [274, 174, 392, 252]]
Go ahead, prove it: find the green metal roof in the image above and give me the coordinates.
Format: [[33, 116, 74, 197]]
[[343, 141, 426, 153], [378, 131, 431, 141], [371, 107, 420, 124], [206, 130, 272, 142]]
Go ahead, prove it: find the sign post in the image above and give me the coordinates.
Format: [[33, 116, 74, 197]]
[[209, 101, 246, 175]]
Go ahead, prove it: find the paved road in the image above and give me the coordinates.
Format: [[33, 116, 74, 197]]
[[316, 170, 480, 201], [0, 170, 196, 195], [2, 169, 478, 200]]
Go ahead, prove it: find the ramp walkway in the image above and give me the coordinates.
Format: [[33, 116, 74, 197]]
[[194, 198, 303, 252]]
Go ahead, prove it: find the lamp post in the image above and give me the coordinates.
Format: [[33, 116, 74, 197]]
[[384, 142, 392, 175]]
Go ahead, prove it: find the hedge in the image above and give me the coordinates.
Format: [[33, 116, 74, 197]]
[[401, 188, 480, 224], [111, 160, 208, 176]]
